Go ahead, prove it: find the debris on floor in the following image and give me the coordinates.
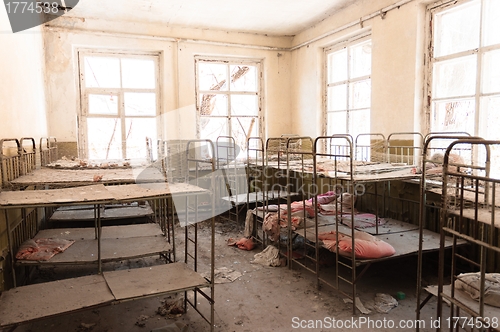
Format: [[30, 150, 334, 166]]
[[251, 245, 281, 267], [157, 297, 185, 318], [226, 237, 255, 250], [77, 322, 95, 331], [135, 314, 149, 327], [151, 321, 189, 332], [364, 293, 399, 313], [343, 297, 371, 314], [201, 267, 243, 284]]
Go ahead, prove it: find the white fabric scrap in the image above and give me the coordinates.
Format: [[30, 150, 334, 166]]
[[251, 245, 281, 267]]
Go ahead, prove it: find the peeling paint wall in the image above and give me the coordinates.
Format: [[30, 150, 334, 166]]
[[43, 17, 293, 152], [0, 10, 48, 140], [0, 8, 48, 291], [290, 0, 427, 138]]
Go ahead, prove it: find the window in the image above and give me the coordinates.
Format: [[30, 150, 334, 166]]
[[195, 58, 261, 156], [78, 52, 160, 160], [428, 0, 500, 139], [325, 37, 372, 140]]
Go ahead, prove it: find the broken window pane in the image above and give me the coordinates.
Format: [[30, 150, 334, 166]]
[[200, 116, 228, 142], [198, 63, 228, 91], [482, 50, 500, 94], [328, 49, 347, 83], [231, 117, 258, 156], [431, 99, 475, 134], [349, 79, 371, 109], [88, 94, 118, 115], [87, 118, 122, 160], [124, 92, 156, 116], [230, 65, 257, 92], [328, 85, 347, 111], [433, 55, 477, 98], [483, 0, 500, 47], [198, 93, 228, 116], [434, 1, 480, 57], [122, 58, 156, 89], [84, 57, 120, 88], [125, 118, 157, 159], [231, 95, 258, 116], [350, 40, 371, 79]]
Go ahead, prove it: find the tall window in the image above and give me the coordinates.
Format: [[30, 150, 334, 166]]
[[428, 0, 500, 139], [78, 51, 160, 160], [325, 37, 372, 140], [195, 58, 261, 155]]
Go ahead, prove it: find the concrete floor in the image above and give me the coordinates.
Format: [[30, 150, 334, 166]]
[[11, 219, 445, 332]]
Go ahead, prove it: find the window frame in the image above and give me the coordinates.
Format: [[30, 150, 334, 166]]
[[425, 0, 500, 137], [194, 56, 263, 147], [323, 33, 372, 137], [77, 49, 162, 160]]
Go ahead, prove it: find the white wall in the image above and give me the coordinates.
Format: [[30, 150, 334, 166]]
[[0, 8, 48, 141], [290, 0, 427, 138], [42, 0, 431, 150], [43, 17, 293, 152]]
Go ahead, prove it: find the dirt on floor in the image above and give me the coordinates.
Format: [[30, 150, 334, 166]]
[[11, 217, 444, 332]]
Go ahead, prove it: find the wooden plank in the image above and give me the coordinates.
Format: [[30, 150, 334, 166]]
[[448, 208, 500, 228], [34, 224, 164, 241], [105, 183, 207, 201], [9, 166, 168, 187], [425, 285, 500, 322], [0, 274, 113, 327], [49, 204, 154, 221], [16, 236, 172, 265], [104, 262, 209, 300], [222, 190, 297, 204], [0, 184, 114, 207]]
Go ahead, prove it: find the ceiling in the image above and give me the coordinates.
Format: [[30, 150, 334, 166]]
[[63, 0, 358, 36]]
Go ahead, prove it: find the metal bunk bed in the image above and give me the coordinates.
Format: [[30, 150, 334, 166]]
[[309, 134, 445, 314], [0, 139, 216, 331], [415, 133, 477, 326], [432, 139, 500, 331]]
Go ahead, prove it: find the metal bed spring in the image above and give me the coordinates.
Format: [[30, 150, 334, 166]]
[[437, 139, 500, 331], [415, 132, 478, 327], [183, 139, 216, 331]]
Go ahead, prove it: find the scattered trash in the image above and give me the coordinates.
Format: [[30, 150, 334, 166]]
[[343, 297, 371, 314], [93, 174, 103, 182], [201, 267, 242, 284], [227, 237, 255, 250], [396, 291, 406, 300], [151, 321, 189, 332], [135, 314, 149, 327], [157, 298, 185, 318], [78, 322, 95, 331], [244, 209, 254, 238], [372, 293, 398, 313], [251, 245, 281, 267]]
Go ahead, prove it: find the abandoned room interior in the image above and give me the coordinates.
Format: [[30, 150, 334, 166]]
[[1, 0, 500, 331]]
